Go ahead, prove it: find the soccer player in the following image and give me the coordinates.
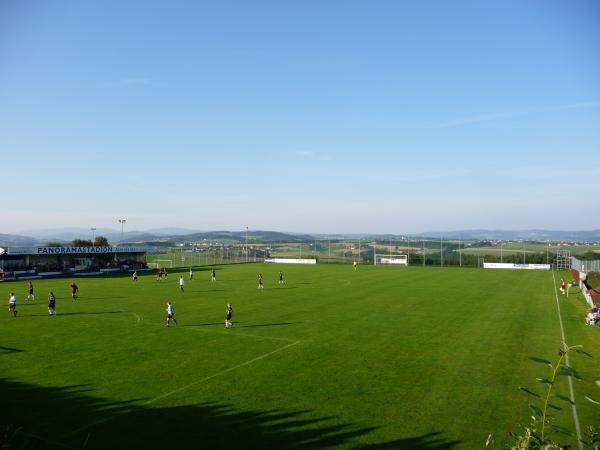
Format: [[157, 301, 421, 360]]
[[560, 278, 566, 295], [189, 268, 193, 280], [258, 273, 264, 289], [163, 268, 168, 279], [156, 268, 162, 281], [225, 303, 233, 329], [166, 301, 178, 326], [179, 275, 184, 293], [27, 281, 35, 302], [48, 291, 56, 315], [353, 261, 358, 270], [132, 271, 138, 283], [8, 292, 17, 318], [278, 271, 285, 285], [70, 282, 79, 300], [211, 269, 216, 282]]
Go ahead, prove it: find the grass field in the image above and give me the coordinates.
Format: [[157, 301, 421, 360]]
[[2, 264, 599, 449]]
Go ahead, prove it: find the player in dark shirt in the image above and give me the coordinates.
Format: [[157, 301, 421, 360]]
[[258, 273, 264, 289], [70, 282, 78, 300], [278, 272, 285, 285], [225, 303, 233, 328], [48, 291, 56, 315], [211, 269, 216, 282], [27, 281, 35, 302]]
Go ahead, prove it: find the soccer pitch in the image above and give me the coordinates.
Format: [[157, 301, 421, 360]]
[[2, 265, 599, 449]]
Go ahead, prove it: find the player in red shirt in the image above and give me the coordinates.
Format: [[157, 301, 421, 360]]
[[70, 282, 79, 300]]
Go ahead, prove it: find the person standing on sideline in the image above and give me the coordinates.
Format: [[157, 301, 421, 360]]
[[48, 291, 56, 315], [225, 303, 233, 328], [166, 301, 178, 326], [70, 282, 79, 300], [179, 275, 185, 293], [27, 281, 35, 302], [8, 292, 17, 318], [211, 269, 216, 282], [189, 268, 193, 280]]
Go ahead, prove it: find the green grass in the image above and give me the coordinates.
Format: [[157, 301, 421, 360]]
[[2, 265, 599, 449]]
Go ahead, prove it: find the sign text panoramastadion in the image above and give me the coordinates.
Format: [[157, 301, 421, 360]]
[[4, 246, 150, 256]]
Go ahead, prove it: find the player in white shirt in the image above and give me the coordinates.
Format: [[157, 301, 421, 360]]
[[179, 275, 184, 293], [9, 292, 17, 318], [166, 301, 178, 326], [189, 268, 193, 280], [132, 271, 138, 283]]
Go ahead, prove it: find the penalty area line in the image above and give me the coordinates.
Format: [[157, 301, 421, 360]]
[[551, 270, 583, 450], [62, 340, 300, 438], [147, 340, 301, 405]]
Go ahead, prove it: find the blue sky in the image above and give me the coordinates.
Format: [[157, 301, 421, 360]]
[[1, 1, 599, 233]]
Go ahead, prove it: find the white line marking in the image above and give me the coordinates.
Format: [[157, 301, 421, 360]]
[[551, 271, 583, 449], [62, 340, 300, 438], [147, 340, 300, 405]]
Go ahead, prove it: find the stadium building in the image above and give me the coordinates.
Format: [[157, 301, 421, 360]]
[[0, 245, 149, 281]]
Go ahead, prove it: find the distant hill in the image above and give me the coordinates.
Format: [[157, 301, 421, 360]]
[[0, 233, 40, 247], [412, 229, 600, 241], [2, 228, 599, 248]]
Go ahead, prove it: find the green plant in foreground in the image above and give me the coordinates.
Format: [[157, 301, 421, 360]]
[[509, 343, 582, 450]]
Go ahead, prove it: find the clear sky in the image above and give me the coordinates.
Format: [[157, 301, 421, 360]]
[[1, 1, 599, 234]]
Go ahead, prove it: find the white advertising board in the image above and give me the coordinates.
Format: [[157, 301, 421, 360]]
[[264, 258, 317, 264], [483, 263, 551, 270]]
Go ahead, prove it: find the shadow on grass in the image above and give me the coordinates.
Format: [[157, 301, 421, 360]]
[[0, 346, 24, 354], [519, 386, 540, 398], [238, 322, 298, 328], [528, 356, 551, 365], [1, 378, 460, 450], [27, 311, 124, 317]]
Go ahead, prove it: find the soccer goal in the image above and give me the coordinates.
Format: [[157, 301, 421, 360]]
[[374, 254, 408, 266], [147, 262, 159, 269], [155, 259, 174, 268]]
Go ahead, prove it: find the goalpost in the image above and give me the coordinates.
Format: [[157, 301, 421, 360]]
[[374, 254, 408, 266]]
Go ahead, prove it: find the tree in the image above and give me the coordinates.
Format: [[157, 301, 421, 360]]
[[94, 236, 109, 247], [71, 239, 93, 247]]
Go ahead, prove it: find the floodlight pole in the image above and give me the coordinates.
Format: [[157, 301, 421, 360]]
[[91, 227, 96, 246], [118, 219, 126, 246]]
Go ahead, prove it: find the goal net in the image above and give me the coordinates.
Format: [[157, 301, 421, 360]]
[[374, 254, 408, 266], [154, 259, 174, 268]]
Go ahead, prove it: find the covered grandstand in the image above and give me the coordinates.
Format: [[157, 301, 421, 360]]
[[0, 245, 149, 280]]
